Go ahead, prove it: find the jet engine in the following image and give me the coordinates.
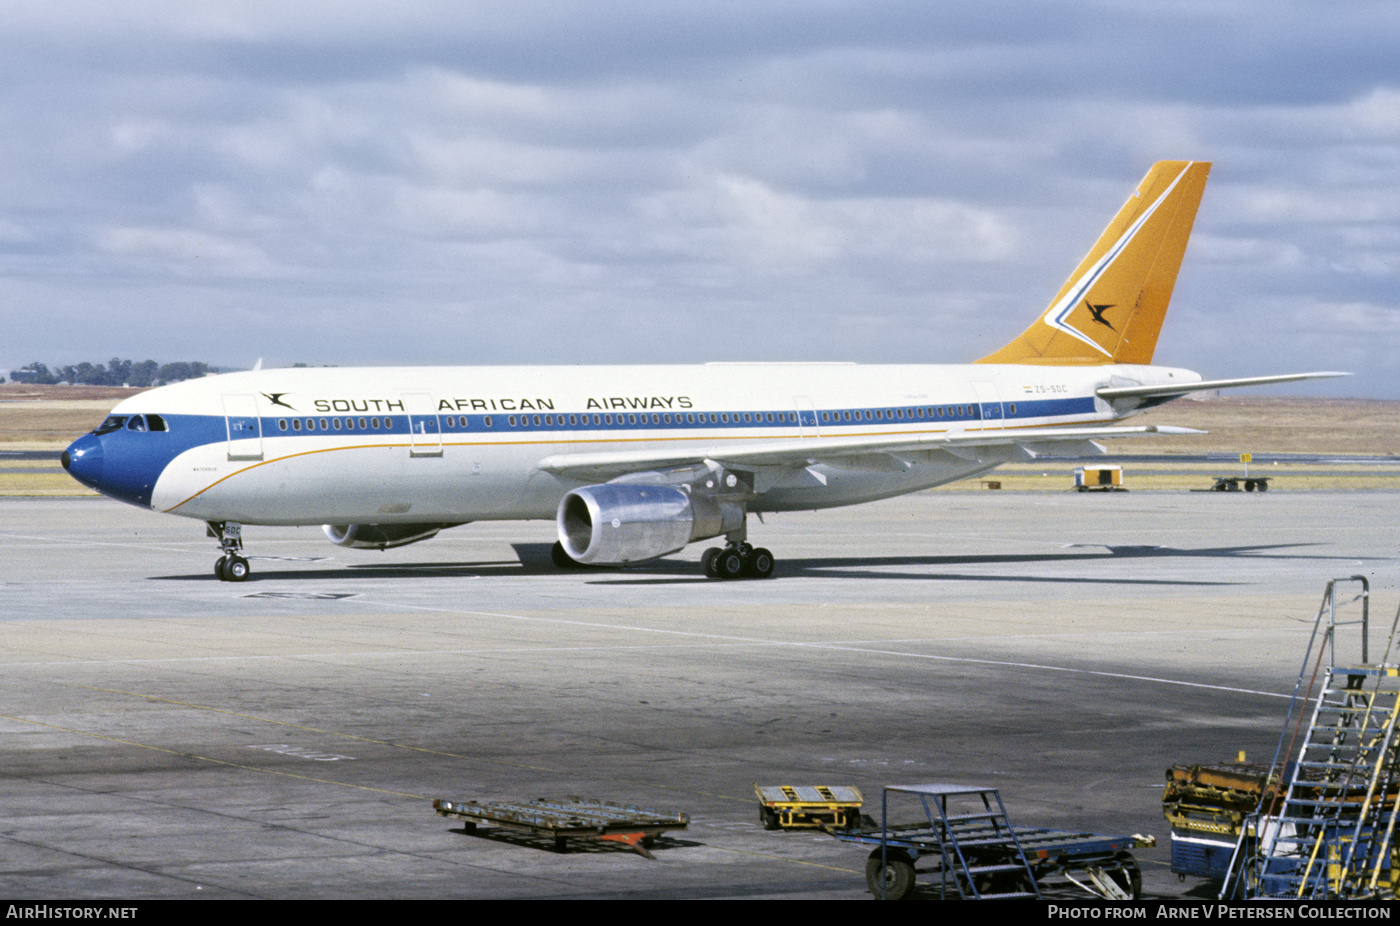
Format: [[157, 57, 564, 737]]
[[557, 483, 744, 565], [322, 522, 461, 550]]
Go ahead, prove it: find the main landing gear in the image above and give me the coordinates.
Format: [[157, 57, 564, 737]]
[[550, 539, 776, 579], [208, 520, 251, 582], [702, 542, 775, 580]]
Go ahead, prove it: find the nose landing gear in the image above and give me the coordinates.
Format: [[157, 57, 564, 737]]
[[208, 521, 251, 582]]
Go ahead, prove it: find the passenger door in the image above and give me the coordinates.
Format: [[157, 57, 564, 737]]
[[223, 394, 264, 461]]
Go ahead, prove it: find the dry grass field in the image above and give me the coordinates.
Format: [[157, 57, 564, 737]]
[[2, 384, 1396, 496], [0, 384, 144, 448], [1114, 395, 1400, 457]]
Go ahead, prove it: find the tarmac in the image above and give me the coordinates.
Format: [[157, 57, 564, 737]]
[[1, 489, 1396, 900]]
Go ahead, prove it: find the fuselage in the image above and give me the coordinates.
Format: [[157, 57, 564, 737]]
[[62, 361, 1199, 525]]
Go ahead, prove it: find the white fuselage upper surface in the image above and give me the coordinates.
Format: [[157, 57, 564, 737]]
[[81, 361, 1198, 526]]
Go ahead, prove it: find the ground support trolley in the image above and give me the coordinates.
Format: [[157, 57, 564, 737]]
[[755, 784, 863, 830], [1208, 476, 1268, 492], [1075, 465, 1127, 492], [433, 796, 689, 859], [831, 784, 1149, 900], [1162, 762, 1280, 881]]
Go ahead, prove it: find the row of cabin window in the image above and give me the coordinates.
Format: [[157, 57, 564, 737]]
[[823, 407, 968, 423], [819, 404, 1018, 422], [272, 404, 1023, 435], [420, 409, 1006, 428], [479, 411, 801, 428], [277, 417, 395, 432]]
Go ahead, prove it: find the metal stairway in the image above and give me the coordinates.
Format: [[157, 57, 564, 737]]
[[1225, 577, 1400, 898], [923, 787, 1041, 900]]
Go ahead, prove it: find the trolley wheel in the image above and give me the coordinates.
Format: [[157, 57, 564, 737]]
[[866, 849, 916, 900], [1112, 853, 1143, 900], [760, 806, 780, 830]]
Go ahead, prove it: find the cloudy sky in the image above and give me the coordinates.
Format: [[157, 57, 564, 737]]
[[2, 1, 1396, 395]]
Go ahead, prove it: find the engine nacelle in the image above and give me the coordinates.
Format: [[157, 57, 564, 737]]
[[557, 483, 743, 564], [322, 522, 460, 550]]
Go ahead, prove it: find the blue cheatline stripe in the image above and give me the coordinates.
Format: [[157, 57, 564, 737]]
[[79, 394, 1105, 507], [257, 395, 1096, 437], [99, 395, 1103, 464]]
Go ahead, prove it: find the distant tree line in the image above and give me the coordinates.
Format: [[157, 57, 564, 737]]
[[8, 359, 211, 387]]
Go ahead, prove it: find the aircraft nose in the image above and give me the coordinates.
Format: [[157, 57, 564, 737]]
[[63, 434, 104, 490]]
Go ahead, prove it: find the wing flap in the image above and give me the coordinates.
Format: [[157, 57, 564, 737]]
[[537, 424, 1202, 481]]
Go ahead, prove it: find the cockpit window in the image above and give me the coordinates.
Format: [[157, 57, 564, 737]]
[[94, 414, 168, 435]]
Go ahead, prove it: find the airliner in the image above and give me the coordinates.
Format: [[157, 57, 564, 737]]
[[62, 161, 1342, 581]]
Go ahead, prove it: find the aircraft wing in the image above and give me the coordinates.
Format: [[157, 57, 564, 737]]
[[536, 423, 1203, 482], [1096, 371, 1348, 401]]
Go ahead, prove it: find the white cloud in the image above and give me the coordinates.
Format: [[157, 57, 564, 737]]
[[1, 1, 1398, 393], [97, 226, 273, 275]]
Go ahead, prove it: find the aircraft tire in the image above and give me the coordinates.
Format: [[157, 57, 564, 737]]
[[744, 547, 775, 579], [714, 547, 745, 579], [223, 556, 251, 582], [214, 556, 228, 580], [702, 547, 722, 578]]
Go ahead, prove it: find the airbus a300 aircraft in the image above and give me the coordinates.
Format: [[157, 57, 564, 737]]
[[63, 161, 1341, 581]]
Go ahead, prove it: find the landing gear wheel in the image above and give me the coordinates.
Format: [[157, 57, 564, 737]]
[[209, 521, 247, 583], [714, 547, 745, 579], [702, 547, 722, 578], [866, 849, 916, 900], [221, 555, 251, 582], [743, 547, 775, 579]]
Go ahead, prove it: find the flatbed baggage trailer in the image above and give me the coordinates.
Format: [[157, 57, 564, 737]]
[[754, 783, 863, 830], [433, 796, 688, 858], [830, 784, 1150, 900]]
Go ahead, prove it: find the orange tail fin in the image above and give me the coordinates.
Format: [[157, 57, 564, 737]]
[[978, 160, 1211, 366]]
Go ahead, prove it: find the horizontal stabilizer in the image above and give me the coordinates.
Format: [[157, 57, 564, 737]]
[[1097, 371, 1349, 401]]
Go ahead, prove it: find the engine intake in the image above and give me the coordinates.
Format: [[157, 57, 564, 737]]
[[557, 483, 743, 564], [322, 522, 460, 550]]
